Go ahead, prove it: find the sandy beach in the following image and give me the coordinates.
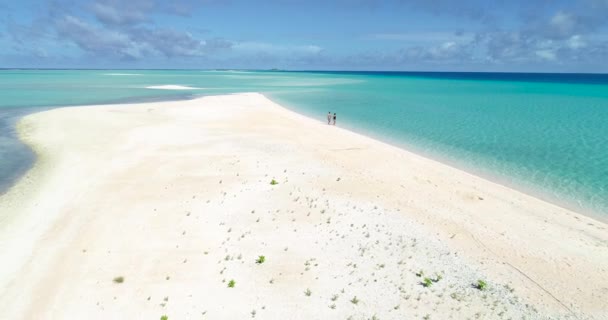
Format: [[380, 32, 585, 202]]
[[0, 93, 606, 319]]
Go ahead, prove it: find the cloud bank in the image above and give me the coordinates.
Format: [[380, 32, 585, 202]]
[[1, 0, 607, 71]]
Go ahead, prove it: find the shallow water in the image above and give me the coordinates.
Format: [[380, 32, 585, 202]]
[[1, 70, 607, 217], [0, 107, 38, 193]]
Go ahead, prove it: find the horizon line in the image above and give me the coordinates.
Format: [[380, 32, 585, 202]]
[[1, 68, 608, 75]]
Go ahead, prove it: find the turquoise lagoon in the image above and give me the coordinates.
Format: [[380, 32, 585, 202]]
[[0, 70, 607, 218]]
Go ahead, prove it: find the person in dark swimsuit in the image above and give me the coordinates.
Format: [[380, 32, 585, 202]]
[[332, 113, 336, 125]]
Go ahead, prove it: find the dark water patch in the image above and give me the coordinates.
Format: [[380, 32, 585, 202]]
[[285, 71, 608, 85], [0, 107, 43, 195], [0, 93, 200, 195]]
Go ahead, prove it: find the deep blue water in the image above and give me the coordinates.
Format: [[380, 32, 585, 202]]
[[285, 71, 608, 84]]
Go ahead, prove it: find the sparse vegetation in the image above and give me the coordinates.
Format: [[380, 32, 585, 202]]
[[113, 276, 124, 283], [270, 179, 278, 185], [256, 255, 266, 264], [331, 294, 339, 301], [160, 315, 168, 320], [416, 270, 424, 277], [350, 296, 359, 305], [476, 280, 487, 290], [228, 279, 236, 288], [422, 277, 433, 287], [305, 288, 312, 296]]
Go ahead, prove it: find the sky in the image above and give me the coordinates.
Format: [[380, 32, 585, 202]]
[[1, 0, 608, 72]]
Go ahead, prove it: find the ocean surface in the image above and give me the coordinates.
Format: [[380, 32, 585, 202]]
[[1, 70, 607, 218]]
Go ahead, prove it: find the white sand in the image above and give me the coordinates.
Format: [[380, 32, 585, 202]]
[[0, 93, 606, 320]]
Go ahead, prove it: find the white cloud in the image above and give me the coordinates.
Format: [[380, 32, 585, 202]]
[[535, 49, 556, 61], [549, 12, 576, 36], [367, 32, 475, 43], [233, 42, 323, 55], [567, 35, 586, 49], [55, 15, 144, 59], [401, 39, 473, 62]]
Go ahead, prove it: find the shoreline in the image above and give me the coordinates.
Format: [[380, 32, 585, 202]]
[[0, 93, 202, 195], [267, 93, 608, 224], [2, 89, 606, 222], [2, 91, 607, 226], [367, 132, 608, 224], [1, 93, 607, 319], [4, 93, 606, 223]]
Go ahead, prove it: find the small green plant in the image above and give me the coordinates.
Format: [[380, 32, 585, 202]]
[[416, 270, 424, 277], [350, 296, 359, 305], [476, 280, 487, 290], [256, 255, 266, 264], [305, 288, 312, 296], [422, 277, 433, 287], [228, 279, 236, 288], [331, 294, 339, 301], [270, 179, 278, 185], [160, 316, 168, 320], [113, 276, 124, 283]]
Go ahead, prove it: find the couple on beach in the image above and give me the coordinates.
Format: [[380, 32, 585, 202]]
[[327, 112, 337, 125]]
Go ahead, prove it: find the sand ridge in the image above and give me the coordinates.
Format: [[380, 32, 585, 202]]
[[0, 93, 606, 319]]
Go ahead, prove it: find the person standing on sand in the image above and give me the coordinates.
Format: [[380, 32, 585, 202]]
[[333, 113, 337, 125], [327, 112, 332, 124]]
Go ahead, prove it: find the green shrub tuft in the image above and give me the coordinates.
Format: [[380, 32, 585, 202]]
[[256, 255, 266, 264], [476, 280, 487, 290]]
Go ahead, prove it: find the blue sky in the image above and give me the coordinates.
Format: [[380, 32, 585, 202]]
[[1, 0, 608, 72]]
